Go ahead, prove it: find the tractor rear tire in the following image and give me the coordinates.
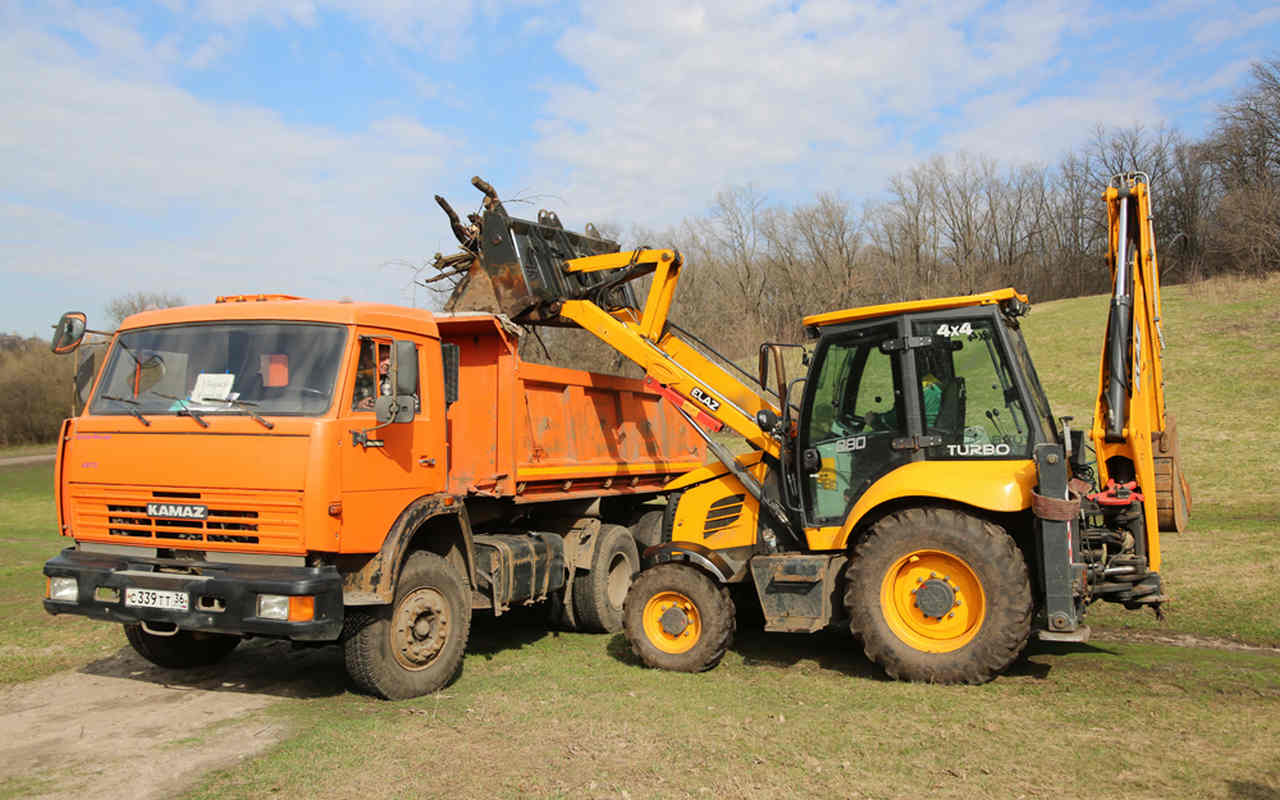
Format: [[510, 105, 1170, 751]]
[[623, 563, 735, 673], [845, 507, 1031, 684], [124, 624, 241, 669], [344, 550, 471, 700], [572, 523, 640, 633]]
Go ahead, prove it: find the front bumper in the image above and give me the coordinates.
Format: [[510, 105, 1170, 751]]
[[43, 547, 344, 641]]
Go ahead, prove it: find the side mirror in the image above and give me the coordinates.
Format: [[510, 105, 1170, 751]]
[[393, 340, 418, 396], [51, 312, 87, 354], [375, 395, 414, 424], [802, 447, 821, 473]]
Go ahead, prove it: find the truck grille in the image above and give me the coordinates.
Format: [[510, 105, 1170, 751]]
[[71, 485, 304, 552]]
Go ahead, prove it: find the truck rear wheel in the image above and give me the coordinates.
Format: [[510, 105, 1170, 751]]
[[124, 624, 240, 669], [845, 507, 1031, 684], [344, 551, 471, 700], [623, 563, 734, 673], [572, 523, 640, 633]]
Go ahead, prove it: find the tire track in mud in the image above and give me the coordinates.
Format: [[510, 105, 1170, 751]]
[[0, 639, 347, 799], [1089, 628, 1280, 654]]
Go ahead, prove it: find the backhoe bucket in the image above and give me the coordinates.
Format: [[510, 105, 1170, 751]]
[[433, 177, 639, 323], [1152, 414, 1192, 533]]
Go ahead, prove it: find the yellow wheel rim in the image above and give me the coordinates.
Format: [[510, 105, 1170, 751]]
[[642, 591, 702, 654], [879, 549, 986, 653]]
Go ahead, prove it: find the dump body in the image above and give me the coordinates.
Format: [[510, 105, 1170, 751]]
[[437, 314, 702, 502]]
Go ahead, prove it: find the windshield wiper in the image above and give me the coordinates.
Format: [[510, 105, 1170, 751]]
[[99, 395, 152, 426], [201, 397, 275, 430], [155, 393, 210, 428]]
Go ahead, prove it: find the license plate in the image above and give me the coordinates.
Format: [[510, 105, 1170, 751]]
[[124, 587, 189, 611]]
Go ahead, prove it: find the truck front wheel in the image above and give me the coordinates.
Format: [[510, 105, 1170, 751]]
[[124, 624, 240, 669], [623, 563, 735, 673], [845, 507, 1032, 684], [344, 551, 471, 700]]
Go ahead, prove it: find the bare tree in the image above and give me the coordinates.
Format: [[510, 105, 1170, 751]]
[[106, 291, 186, 327]]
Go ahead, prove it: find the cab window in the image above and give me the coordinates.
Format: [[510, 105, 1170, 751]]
[[352, 337, 420, 412], [912, 318, 1030, 458]]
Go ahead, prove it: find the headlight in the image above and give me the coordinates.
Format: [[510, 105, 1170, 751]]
[[49, 576, 78, 602], [256, 594, 289, 620]]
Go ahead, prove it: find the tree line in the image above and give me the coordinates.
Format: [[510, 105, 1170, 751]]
[[3, 58, 1276, 443], [637, 57, 1279, 360]]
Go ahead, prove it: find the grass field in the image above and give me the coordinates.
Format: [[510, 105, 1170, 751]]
[[0, 274, 1277, 798]]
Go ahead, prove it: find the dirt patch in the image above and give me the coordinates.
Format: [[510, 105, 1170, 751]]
[[1092, 628, 1280, 654], [0, 639, 348, 799]]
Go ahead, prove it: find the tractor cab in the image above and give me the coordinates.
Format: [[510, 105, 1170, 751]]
[[790, 289, 1060, 533]]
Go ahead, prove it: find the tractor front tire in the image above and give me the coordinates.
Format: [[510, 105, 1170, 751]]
[[623, 563, 735, 673], [845, 507, 1031, 684], [344, 551, 471, 700], [124, 624, 240, 669]]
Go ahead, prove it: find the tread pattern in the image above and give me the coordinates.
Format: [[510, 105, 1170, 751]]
[[343, 550, 471, 700], [845, 507, 1032, 684], [622, 563, 735, 673], [572, 523, 640, 633]]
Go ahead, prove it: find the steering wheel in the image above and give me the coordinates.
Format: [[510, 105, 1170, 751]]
[[839, 412, 867, 431], [300, 386, 327, 398]]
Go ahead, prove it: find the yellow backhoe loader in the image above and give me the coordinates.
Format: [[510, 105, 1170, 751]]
[[431, 173, 1190, 682]]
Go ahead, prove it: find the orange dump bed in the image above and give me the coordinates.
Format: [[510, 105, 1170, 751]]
[[437, 315, 703, 502]]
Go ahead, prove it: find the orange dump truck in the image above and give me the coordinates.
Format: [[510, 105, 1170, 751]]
[[42, 296, 702, 698]]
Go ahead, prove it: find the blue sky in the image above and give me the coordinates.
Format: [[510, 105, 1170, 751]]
[[3, 0, 1278, 337]]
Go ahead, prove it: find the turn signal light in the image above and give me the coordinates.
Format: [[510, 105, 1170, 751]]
[[288, 595, 315, 622]]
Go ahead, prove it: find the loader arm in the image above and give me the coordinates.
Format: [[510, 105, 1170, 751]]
[[556, 249, 783, 458]]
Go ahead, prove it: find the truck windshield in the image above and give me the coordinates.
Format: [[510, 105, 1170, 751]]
[[90, 322, 347, 418]]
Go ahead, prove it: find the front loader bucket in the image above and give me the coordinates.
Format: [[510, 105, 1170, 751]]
[[432, 177, 638, 323]]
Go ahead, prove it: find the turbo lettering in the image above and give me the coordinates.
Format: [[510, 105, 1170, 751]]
[[945, 443, 1012, 457]]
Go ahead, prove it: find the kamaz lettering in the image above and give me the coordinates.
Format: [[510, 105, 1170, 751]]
[[146, 503, 209, 520]]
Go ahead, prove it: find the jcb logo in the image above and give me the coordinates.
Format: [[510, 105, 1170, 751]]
[[690, 387, 721, 412], [936, 322, 973, 337]]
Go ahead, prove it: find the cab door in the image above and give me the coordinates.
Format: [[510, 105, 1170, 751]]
[[797, 322, 915, 527], [338, 331, 445, 553]]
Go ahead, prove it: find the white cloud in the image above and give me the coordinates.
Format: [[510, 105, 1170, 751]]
[[519, 0, 1084, 227], [0, 24, 461, 314], [1194, 4, 1280, 46]]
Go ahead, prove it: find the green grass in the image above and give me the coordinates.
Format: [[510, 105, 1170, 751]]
[[2, 274, 1279, 797], [0, 462, 121, 684], [0, 443, 56, 459], [184, 613, 1280, 800]]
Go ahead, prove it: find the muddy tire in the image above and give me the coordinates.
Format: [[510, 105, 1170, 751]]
[[124, 624, 240, 669], [623, 563, 735, 673], [845, 507, 1031, 684], [344, 550, 471, 700], [572, 523, 640, 633]]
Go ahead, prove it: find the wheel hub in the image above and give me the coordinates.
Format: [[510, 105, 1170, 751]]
[[914, 577, 956, 618], [659, 605, 689, 636], [393, 588, 449, 669]]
